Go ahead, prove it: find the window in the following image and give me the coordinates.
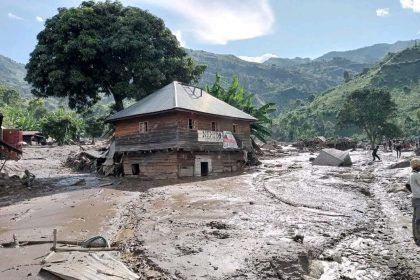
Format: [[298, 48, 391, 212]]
[[232, 124, 238, 133], [188, 119, 193, 129], [139, 122, 148, 133], [211, 121, 216, 131]]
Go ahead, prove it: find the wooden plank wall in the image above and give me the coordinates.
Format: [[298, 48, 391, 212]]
[[123, 150, 246, 179], [113, 111, 252, 152]]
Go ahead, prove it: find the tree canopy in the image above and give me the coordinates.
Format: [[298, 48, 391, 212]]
[[206, 74, 276, 143], [25, 0, 205, 112], [337, 88, 398, 148]]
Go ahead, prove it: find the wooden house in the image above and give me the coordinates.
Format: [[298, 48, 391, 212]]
[[107, 81, 256, 179]]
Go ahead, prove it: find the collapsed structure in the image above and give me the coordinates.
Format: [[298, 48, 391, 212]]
[[312, 148, 352, 167], [107, 81, 256, 179]]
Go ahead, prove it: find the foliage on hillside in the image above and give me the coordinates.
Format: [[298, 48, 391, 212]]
[[316, 40, 416, 64], [206, 74, 276, 142], [275, 45, 420, 140], [187, 50, 369, 110], [0, 55, 31, 97]]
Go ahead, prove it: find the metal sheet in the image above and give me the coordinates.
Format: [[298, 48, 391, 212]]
[[107, 82, 256, 122], [41, 252, 139, 280]]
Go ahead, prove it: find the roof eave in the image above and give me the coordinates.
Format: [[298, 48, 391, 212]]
[[107, 108, 256, 123]]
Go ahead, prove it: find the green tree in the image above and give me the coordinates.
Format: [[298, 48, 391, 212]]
[[206, 74, 276, 143], [40, 108, 85, 145], [0, 85, 21, 105], [337, 88, 397, 148], [25, 0, 205, 112]]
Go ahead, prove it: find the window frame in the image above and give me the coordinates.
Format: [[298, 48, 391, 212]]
[[211, 121, 217, 131], [139, 121, 148, 133]]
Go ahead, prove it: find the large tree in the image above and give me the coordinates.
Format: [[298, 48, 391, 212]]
[[25, 1, 205, 112], [337, 88, 398, 148]]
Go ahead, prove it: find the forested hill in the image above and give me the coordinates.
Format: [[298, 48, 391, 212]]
[[0, 39, 417, 111], [0, 54, 31, 97], [187, 49, 368, 109], [275, 44, 420, 140], [316, 40, 416, 64]]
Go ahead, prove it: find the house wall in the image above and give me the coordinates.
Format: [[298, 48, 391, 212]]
[[113, 111, 252, 152], [123, 150, 246, 179]]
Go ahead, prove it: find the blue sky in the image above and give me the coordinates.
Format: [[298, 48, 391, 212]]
[[1, 0, 420, 63]]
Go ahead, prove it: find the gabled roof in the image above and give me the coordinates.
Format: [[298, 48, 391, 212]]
[[107, 81, 257, 122]]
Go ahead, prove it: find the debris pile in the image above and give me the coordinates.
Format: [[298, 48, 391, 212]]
[[65, 151, 99, 172], [294, 137, 357, 151], [260, 141, 290, 158]]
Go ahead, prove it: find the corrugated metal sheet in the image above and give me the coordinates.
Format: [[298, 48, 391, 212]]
[[107, 81, 256, 122], [41, 251, 139, 280]]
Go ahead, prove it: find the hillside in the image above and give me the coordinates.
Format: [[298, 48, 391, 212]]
[[187, 49, 368, 109], [275, 45, 420, 140], [0, 54, 31, 97], [316, 40, 416, 64]]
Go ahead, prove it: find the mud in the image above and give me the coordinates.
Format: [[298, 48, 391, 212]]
[[119, 149, 420, 279], [1, 145, 420, 279]]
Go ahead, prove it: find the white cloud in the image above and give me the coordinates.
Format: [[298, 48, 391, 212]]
[[131, 0, 274, 45], [36, 16, 44, 22], [8, 12, 23, 20], [401, 0, 420, 13], [376, 8, 389, 16], [238, 53, 278, 63], [174, 30, 186, 47]]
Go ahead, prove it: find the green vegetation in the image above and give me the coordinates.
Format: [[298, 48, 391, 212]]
[[275, 44, 420, 141], [40, 108, 84, 145], [206, 74, 276, 142], [336, 88, 399, 148], [187, 50, 369, 110], [25, 0, 205, 112]]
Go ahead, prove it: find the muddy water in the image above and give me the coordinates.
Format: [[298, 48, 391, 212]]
[[121, 149, 420, 279]]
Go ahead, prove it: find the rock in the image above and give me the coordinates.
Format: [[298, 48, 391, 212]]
[[388, 259, 398, 268]]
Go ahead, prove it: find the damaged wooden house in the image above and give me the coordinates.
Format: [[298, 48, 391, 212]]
[[107, 81, 256, 179]]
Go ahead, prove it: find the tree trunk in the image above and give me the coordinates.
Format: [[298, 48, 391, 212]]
[[113, 94, 124, 112]]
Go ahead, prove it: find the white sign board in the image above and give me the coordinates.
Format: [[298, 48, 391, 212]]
[[197, 130, 238, 149], [198, 130, 223, 142]]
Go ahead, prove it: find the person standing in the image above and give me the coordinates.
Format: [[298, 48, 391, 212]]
[[409, 159, 420, 245], [372, 145, 381, 161], [395, 143, 402, 159]]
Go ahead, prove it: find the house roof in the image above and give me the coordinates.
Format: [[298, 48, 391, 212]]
[[107, 81, 257, 122]]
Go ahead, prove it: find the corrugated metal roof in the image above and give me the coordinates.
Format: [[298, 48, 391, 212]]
[[107, 81, 256, 122], [41, 251, 140, 280]]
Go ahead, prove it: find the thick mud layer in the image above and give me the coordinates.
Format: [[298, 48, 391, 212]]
[[120, 150, 420, 279], [1, 146, 420, 279]]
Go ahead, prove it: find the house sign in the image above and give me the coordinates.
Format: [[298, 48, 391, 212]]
[[198, 130, 223, 142], [197, 130, 238, 149]]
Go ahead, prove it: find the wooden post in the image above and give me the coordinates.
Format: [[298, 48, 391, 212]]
[[52, 229, 57, 251], [13, 234, 19, 248]]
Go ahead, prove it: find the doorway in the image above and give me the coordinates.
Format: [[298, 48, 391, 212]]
[[200, 162, 209, 176], [131, 164, 140, 175]]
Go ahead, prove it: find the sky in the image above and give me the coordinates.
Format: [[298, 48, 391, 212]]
[[1, 0, 420, 64]]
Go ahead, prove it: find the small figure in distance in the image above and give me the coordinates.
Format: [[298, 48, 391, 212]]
[[408, 158, 420, 245], [395, 143, 402, 159], [372, 145, 381, 161]]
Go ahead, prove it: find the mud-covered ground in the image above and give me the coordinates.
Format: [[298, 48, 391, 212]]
[[1, 145, 420, 279], [118, 149, 420, 280]]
